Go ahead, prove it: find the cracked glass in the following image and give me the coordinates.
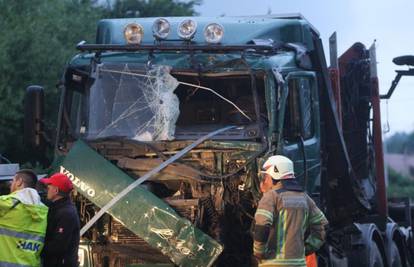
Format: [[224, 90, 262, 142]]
[[87, 63, 180, 141]]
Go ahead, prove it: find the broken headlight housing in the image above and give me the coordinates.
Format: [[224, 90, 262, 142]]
[[152, 18, 170, 40]]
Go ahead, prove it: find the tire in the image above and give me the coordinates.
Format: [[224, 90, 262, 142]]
[[389, 242, 402, 267], [369, 241, 384, 267]]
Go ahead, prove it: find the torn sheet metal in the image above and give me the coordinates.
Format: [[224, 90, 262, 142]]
[[88, 64, 179, 141], [58, 141, 223, 267]]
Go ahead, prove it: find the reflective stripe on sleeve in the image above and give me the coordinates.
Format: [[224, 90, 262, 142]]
[[259, 257, 306, 266], [309, 212, 325, 224], [253, 241, 266, 254], [255, 209, 274, 222], [306, 236, 323, 251]]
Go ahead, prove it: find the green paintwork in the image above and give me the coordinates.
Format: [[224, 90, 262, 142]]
[[95, 16, 314, 47], [58, 140, 223, 267], [69, 49, 297, 73], [66, 37, 320, 194], [277, 71, 321, 193], [59, 15, 327, 265]]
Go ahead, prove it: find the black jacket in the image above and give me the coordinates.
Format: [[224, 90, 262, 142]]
[[41, 197, 80, 267]]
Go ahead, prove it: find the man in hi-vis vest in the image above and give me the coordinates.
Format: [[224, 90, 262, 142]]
[[0, 169, 48, 266]]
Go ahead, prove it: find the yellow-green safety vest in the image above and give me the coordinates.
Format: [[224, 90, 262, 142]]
[[0, 189, 48, 267]]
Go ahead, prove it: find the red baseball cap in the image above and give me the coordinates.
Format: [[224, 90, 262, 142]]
[[40, 173, 73, 193]]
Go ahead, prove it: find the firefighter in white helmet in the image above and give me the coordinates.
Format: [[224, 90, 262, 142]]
[[253, 155, 328, 267]]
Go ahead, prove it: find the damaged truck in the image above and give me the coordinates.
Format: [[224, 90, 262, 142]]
[[23, 15, 414, 266]]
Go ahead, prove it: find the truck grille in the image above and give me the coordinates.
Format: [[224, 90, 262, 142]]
[[103, 198, 200, 264]]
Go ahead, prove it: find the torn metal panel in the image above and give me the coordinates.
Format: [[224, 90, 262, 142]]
[[59, 141, 223, 267], [117, 158, 205, 183]]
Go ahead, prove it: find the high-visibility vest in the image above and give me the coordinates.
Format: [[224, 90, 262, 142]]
[[0, 189, 48, 267]]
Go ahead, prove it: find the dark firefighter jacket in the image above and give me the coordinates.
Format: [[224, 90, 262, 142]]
[[253, 179, 328, 267], [41, 197, 80, 267]]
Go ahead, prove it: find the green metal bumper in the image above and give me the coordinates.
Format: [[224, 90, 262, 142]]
[[59, 140, 223, 267]]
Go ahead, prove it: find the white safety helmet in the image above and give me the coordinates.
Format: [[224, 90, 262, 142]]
[[260, 155, 294, 180]]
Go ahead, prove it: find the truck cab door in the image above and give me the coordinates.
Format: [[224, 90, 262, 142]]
[[278, 71, 321, 194]]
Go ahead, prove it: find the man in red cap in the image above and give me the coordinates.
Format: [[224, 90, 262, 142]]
[[40, 173, 80, 267]]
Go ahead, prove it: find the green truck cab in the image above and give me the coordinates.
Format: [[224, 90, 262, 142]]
[[24, 15, 414, 266]]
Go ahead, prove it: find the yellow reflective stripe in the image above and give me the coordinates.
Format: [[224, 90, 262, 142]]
[[260, 258, 306, 266], [253, 241, 266, 254], [309, 212, 325, 224], [275, 209, 285, 259], [281, 209, 287, 258], [255, 209, 274, 222], [302, 210, 308, 229]]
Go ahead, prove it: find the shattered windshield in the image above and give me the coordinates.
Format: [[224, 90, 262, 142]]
[[87, 64, 180, 141], [75, 63, 266, 141]]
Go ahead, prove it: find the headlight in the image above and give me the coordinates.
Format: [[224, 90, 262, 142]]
[[178, 19, 197, 40], [204, 23, 224, 44], [124, 23, 144, 44], [152, 18, 170, 40]]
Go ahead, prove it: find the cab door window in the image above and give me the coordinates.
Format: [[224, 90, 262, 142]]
[[283, 78, 314, 141]]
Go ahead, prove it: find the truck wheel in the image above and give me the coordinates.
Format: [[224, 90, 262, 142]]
[[369, 241, 384, 267], [389, 242, 402, 267]]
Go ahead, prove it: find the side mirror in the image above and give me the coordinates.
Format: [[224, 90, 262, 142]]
[[24, 85, 45, 153], [393, 55, 414, 66]]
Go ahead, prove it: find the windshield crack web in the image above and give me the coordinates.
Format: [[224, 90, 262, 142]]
[[88, 63, 251, 141], [90, 64, 180, 141]]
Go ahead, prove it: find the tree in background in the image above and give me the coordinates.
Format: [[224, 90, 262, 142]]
[[385, 131, 414, 198], [108, 0, 201, 18], [0, 0, 200, 165], [386, 131, 414, 154], [0, 0, 103, 164], [387, 167, 414, 198]]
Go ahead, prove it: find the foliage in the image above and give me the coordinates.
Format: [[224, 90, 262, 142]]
[[0, 0, 104, 164], [385, 131, 414, 198], [0, 0, 200, 165], [108, 0, 201, 18], [387, 167, 414, 198], [386, 131, 414, 154]]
